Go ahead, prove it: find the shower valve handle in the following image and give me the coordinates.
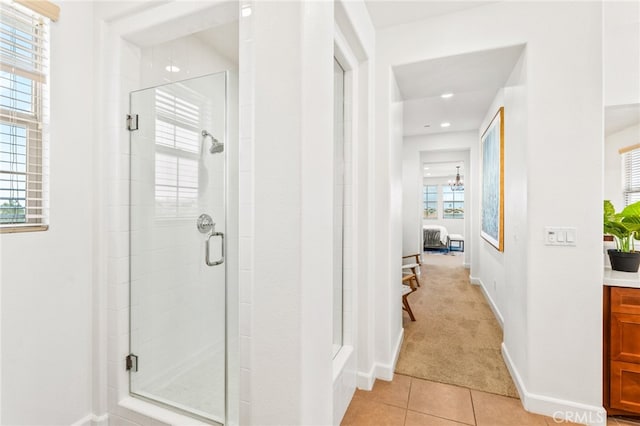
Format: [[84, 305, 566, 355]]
[[206, 231, 224, 266]]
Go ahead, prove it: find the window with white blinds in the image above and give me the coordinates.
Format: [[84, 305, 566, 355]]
[[0, 1, 49, 231], [154, 87, 201, 218], [623, 147, 640, 206]]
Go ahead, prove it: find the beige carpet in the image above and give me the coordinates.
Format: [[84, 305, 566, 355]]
[[395, 253, 519, 398]]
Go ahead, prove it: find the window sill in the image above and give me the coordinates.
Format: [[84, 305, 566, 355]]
[[0, 225, 49, 234]]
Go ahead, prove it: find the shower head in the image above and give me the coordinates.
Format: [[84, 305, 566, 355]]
[[202, 130, 224, 154], [210, 142, 224, 154]]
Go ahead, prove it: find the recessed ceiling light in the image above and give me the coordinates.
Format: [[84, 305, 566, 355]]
[[424, 167, 430, 170], [426, 173, 431, 176], [440, 122, 451, 128], [441, 93, 454, 99], [241, 6, 252, 17], [165, 65, 180, 73]]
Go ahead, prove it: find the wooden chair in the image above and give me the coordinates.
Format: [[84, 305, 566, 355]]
[[402, 273, 419, 321], [402, 253, 422, 287]]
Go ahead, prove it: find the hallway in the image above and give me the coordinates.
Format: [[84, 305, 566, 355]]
[[341, 253, 575, 425], [396, 253, 517, 397]]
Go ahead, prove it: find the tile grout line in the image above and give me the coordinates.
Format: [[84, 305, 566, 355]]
[[403, 377, 413, 425], [405, 376, 476, 426], [405, 408, 476, 426], [469, 388, 478, 426]]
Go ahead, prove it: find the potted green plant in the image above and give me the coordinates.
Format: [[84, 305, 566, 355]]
[[604, 200, 640, 272]]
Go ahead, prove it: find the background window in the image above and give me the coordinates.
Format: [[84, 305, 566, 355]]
[[624, 147, 640, 206], [423, 185, 437, 219], [154, 87, 200, 218], [443, 186, 464, 219], [0, 2, 49, 230]]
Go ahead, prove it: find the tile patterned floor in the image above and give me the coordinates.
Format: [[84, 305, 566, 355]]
[[342, 374, 640, 426], [342, 374, 588, 426]]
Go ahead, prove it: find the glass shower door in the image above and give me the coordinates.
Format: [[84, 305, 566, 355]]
[[128, 72, 227, 424]]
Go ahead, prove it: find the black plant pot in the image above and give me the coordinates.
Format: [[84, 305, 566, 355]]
[[608, 249, 640, 272]]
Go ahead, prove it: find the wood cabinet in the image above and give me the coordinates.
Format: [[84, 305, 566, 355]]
[[604, 286, 640, 416]]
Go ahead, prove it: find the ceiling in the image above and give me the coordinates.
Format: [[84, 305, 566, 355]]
[[395, 45, 525, 137], [423, 161, 464, 178], [364, 1, 495, 29], [605, 104, 640, 136]]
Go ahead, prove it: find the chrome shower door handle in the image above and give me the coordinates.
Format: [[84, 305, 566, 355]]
[[206, 231, 224, 266]]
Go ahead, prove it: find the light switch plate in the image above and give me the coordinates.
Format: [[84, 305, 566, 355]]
[[545, 227, 577, 246]]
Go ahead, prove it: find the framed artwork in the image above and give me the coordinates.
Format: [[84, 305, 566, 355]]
[[480, 107, 504, 252]]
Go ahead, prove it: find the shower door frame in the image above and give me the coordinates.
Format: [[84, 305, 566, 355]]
[[127, 72, 229, 425], [96, 2, 240, 426]]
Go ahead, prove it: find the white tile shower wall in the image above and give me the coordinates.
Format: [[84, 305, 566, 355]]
[[237, 2, 254, 423], [106, 33, 147, 421], [140, 35, 237, 89]]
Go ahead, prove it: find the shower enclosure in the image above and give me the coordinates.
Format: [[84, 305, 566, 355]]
[[128, 72, 228, 424]]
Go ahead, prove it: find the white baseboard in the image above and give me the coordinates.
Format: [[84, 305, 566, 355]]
[[501, 343, 525, 401], [375, 328, 404, 381], [469, 275, 504, 329], [333, 346, 356, 426], [70, 414, 93, 426], [70, 413, 108, 426], [92, 414, 109, 426], [502, 344, 606, 426], [356, 363, 376, 390]]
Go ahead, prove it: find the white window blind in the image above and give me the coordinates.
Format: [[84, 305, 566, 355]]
[[154, 87, 200, 218], [624, 147, 640, 206], [0, 0, 49, 231]]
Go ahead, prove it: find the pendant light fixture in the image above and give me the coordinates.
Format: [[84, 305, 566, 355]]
[[449, 166, 464, 191]]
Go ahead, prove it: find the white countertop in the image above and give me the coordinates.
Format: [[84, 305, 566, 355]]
[[604, 267, 640, 288]]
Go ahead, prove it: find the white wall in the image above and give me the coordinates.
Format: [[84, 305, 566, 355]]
[[472, 47, 528, 346], [247, 1, 336, 424], [377, 2, 604, 423], [604, 1, 640, 107], [372, 72, 404, 381], [401, 139, 421, 255], [604, 123, 640, 209], [487, 51, 529, 382], [0, 2, 95, 424]]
